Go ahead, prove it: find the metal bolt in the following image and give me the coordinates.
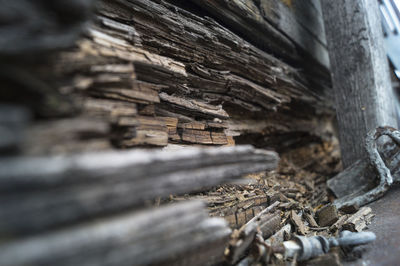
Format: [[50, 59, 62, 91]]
[[282, 230, 376, 261]]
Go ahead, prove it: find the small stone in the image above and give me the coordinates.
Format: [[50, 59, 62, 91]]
[[317, 205, 339, 227]]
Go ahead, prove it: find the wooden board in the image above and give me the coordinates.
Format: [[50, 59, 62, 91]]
[[0, 201, 231, 266], [321, 0, 398, 167], [190, 0, 330, 69], [0, 145, 278, 235]]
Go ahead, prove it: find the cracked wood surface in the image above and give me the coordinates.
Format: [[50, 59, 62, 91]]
[[0, 201, 231, 266], [189, 0, 329, 69], [321, 0, 398, 167], [2, 0, 335, 154], [0, 145, 278, 235], [0, 1, 341, 266]]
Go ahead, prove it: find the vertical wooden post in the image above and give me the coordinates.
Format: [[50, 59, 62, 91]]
[[321, 0, 398, 167]]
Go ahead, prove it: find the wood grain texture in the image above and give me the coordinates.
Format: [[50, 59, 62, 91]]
[[0, 145, 278, 235], [189, 0, 329, 69], [321, 0, 398, 167], [0, 200, 231, 266], [1, 0, 335, 154], [0, 1, 339, 265]]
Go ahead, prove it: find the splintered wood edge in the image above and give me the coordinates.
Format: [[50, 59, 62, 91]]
[[0, 145, 279, 188]]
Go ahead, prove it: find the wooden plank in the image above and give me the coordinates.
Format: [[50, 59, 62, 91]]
[[82, 98, 137, 118], [182, 129, 213, 144], [189, 0, 329, 69], [0, 145, 279, 235], [89, 87, 160, 104], [0, 200, 231, 266], [257, 0, 330, 69], [186, 0, 300, 62], [0, 105, 30, 152], [321, 0, 398, 167], [0, 1, 95, 55], [21, 117, 111, 155], [210, 131, 228, 145], [159, 92, 229, 120]]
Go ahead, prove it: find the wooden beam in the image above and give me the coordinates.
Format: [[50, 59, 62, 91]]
[[0, 200, 231, 266], [0, 145, 278, 235], [321, 0, 398, 167], [189, 0, 329, 69]]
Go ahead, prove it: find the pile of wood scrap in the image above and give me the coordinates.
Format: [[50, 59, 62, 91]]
[[166, 140, 377, 265], [218, 180, 374, 265], [169, 140, 341, 229]]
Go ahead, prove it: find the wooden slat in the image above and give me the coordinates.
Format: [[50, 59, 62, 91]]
[[321, 0, 398, 167], [190, 0, 329, 69], [0, 201, 231, 266], [0, 145, 279, 235]]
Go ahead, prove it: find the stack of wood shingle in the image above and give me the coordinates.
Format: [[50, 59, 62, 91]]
[[2, 0, 334, 155]]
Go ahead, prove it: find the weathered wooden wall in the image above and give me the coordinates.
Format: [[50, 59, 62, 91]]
[[2, 0, 335, 156], [0, 1, 338, 265]]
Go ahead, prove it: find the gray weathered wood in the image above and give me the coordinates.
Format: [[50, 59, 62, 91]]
[[189, 0, 329, 69], [0, 200, 231, 266], [0, 105, 30, 152], [186, 0, 299, 62], [259, 0, 330, 69], [321, 0, 398, 167], [0, 0, 95, 56], [0, 145, 278, 235]]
